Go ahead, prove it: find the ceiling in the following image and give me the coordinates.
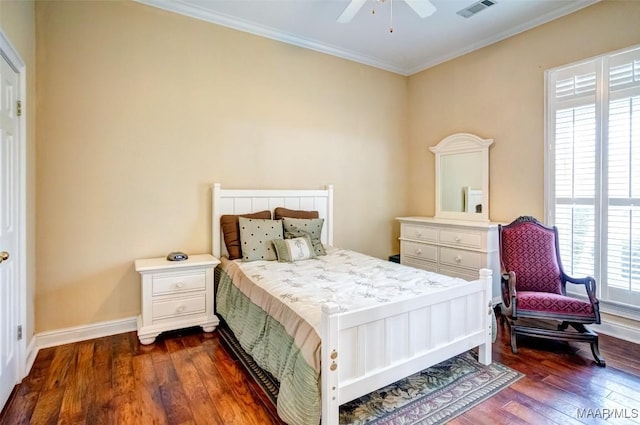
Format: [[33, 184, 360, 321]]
[[136, 0, 598, 76]]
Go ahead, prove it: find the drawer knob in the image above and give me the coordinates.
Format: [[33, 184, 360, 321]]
[[176, 305, 186, 313], [454, 235, 462, 242], [415, 231, 423, 237], [176, 282, 185, 289], [415, 248, 422, 255], [454, 255, 462, 263]]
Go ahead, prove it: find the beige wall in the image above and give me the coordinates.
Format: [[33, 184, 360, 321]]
[[35, 1, 408, 332], [34, 0, 640, 333], [0, 1, 36, 341], [407, 0, 640, 223]]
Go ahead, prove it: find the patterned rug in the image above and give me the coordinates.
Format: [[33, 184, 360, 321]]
[[339, 351, 522, 425], [218, 324, 523, 425]]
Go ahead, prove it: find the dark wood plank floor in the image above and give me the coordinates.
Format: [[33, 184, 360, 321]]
[[2, 319, 640, 425]]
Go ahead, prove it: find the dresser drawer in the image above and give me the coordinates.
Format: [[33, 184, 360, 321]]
[[401, 224, 438, 242], [439, 229, 482, 249], [438, 265, 478, 282], [401, 256, 438, 273], [152, 270, 207, 296], [439, 247, 482, 270], [401, 241, 438, 262], [152, 295, 206, 320]]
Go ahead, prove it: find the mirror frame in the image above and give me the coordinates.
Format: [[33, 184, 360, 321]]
[[430, 133, 493, 222]]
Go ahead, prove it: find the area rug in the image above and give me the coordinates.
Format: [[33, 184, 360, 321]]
[[218, 323, 523, 425], [339, 351, 522, 424]]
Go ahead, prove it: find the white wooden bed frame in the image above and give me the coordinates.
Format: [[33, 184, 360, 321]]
[[211, 183, 493, 425]]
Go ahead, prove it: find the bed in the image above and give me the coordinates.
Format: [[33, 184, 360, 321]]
[[211, 183, 493, 425]]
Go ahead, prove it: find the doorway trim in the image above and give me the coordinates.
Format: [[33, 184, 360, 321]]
[[0, 28, 28, 381]]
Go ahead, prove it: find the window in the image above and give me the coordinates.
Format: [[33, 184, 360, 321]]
[[546, 45, 640, 311]]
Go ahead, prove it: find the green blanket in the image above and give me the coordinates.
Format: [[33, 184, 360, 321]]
[[216, 268, 321, 425]]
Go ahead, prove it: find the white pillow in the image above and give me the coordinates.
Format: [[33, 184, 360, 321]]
[[273, 236, 316, 262]]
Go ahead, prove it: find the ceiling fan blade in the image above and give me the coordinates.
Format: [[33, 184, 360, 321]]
[[337, 0, 368, 23], [404, 0, 436, 18]]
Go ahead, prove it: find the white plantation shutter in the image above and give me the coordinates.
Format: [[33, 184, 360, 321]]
[[547, 45, 640, 309], [549, 61, 598, 280], [605, 49, 640, 303]]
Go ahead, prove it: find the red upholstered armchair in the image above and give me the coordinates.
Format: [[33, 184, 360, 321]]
[[499, 216, 605, 366]]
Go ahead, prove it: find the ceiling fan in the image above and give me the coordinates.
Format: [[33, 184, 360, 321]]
[[337, 0, 436, 23]]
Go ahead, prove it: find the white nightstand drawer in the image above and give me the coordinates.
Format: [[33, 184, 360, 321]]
[[152, 270, 206, 296], [439, 229, 482, 249], [439, 247, 481, 269], [152, 295, 206, 320], [401, 241, 438, 262], [402, 224, 438, 242]]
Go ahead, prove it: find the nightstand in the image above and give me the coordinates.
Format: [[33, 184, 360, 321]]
[[135, 253, 220, 344]]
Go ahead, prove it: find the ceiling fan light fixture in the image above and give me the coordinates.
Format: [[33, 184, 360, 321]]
[[337, 0, 436, 23], [405, 0, 436, 18], [337, 0, 368, 23]]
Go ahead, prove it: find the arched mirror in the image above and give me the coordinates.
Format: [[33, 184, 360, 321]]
[[430, 133, 493, 222]]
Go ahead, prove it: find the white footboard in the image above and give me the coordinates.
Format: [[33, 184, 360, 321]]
[[320, 269, 493, 425]]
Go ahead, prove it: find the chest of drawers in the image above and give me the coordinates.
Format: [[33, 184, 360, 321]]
[[397, 217, 500, 300], [135, 254, 220, 344]]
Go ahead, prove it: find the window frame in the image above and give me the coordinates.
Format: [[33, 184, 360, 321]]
[[545, 43, 640, 319]]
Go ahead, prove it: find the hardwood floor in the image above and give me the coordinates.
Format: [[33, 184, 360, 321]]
[[2, 320, 640, 425]]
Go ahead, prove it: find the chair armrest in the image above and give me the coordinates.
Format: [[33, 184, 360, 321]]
[[500, 271, 517, 305], [499, 271, 518, 318], [563, 273, 591, 286], [562, 272, 599, 306]]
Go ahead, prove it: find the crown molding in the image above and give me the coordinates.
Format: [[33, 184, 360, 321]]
[[134, 0, 407, 75], [136, 0, 599, 76], [406, 0, 599, 75]]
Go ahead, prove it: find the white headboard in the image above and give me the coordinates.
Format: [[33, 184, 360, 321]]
[[211, 183, 334, 258]]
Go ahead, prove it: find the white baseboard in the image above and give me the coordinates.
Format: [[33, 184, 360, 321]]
[[24, 336, 37, 378], [36, 316, 138, 350], [593, 319, 640, 344], [22, 316, 137, 378]]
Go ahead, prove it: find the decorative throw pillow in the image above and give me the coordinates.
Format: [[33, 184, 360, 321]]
[[282, 218, 326, 256], [220, 210, 271, 260], [274, 207, 319, 220], [273, 236, 316, 263], [238, 217, 283, 262]]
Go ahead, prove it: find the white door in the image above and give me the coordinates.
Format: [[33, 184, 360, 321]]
[[0, 49, 20, 409]]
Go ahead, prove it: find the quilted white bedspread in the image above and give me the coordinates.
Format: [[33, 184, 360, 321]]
[[233, 246, 469, 336]]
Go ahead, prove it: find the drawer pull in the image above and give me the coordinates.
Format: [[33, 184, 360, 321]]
[[415, 231, 423, 237], [454, 255, 462, 263], [175, 282, 185, 289], [176, 305, 186, 313], [415, 248, 422, 255], [454, 235, 462, 242]]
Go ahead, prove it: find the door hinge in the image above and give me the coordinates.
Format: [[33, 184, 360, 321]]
[[16, 100, 22, 117], [17, 325, 22, 341]]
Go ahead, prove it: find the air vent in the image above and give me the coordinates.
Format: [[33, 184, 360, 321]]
[[456, 0, 496, 18]]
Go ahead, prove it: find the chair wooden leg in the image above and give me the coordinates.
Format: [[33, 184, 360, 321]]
[[570, 322, 587, 332], [495, 305, 506, 326], [590, 338, 606, 367], [510, 323, 518, 353], [569, 323, 606, 367]]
